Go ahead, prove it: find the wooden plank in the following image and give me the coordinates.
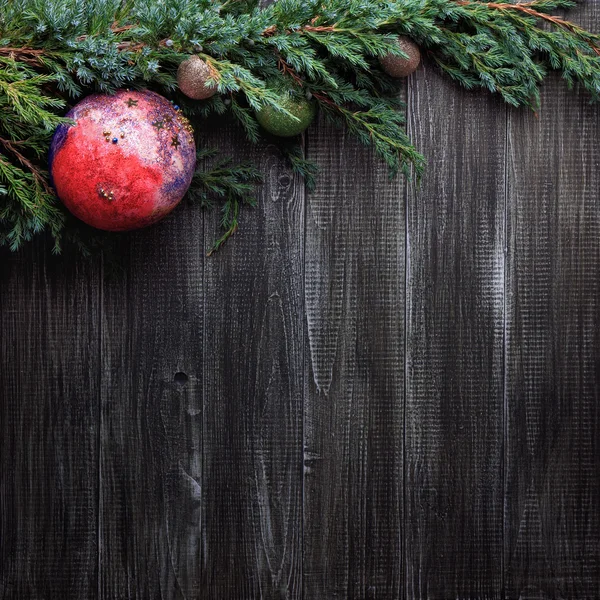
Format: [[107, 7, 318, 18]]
[[99, 198, 204, 598], [303, 120, 405, 599], [0, 245, 101, 600], [404, 67, 506, 597], [504, 3, 600, 597], [200, 129, 304, 598]]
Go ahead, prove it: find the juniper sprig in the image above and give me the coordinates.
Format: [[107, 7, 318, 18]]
[[1, 0, 599, 253]]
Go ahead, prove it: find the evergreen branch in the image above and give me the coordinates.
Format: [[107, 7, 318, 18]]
[[467, 1, 600, 52], [275, 56, 423, 176], [0, 136, 53, 195], [0, 0, 599, 254], [206, 197, 239, 256], [313, 91, 425, 179], [189, 151, 262, 253], [279, 141, 318, 191]]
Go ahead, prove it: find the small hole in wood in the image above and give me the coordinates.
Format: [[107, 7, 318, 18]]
[[174, 372, 189, 385], [279, 174, 291, 187]]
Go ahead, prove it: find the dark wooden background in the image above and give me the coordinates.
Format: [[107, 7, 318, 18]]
[[2, 2, 600, 598]]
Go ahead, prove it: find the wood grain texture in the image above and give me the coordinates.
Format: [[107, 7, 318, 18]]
[[303, 119, 405, 599], [3, 26, 600, 599], [99, 197, 204, 599], [504, 3, 600, 598], [0, 245, 101, 600], [201, 126, 304, 599], [404, 66, 506, 599]]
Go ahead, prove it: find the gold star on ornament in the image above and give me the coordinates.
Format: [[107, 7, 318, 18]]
[[171, 135, 181, 149], [153, 120, 165, 131], [126, 98, 138, 107]]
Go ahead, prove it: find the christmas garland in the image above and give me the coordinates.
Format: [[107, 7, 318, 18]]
[[1, 0, 600, 254]]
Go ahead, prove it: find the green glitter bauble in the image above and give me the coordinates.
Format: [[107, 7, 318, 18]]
[[255, 94, 316, 137]]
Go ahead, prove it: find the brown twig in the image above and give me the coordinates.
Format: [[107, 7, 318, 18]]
[[0, 137, 54, 196], [110, 23, 135, 35], [302, 25, 337, 33], [0, 47, 47, 66], [276, 57, 340, 110], [311, 90, 338, 108], [262, 24, 277, 37], [0, 47, 45, 56], [116, 40, 147, 52], [277, 56, 305, 87], [457, 1, 600, 55], [76, 21, 135, 42], [262, 23, 337, 37], [205, 60, 221, 83]]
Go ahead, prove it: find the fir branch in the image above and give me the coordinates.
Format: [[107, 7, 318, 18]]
[[280, 142, 318, 191], [275, 56, 423, 177], [0, 136, 53, 195], [189, 150, 262, 254], [207, 196, 239, 256], [1, 0, 600, 253], [462, 1, 600, 55], [313, 91, 425, 179]]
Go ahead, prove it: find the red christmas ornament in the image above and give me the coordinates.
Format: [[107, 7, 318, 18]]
[[49, 89, 196, 231]]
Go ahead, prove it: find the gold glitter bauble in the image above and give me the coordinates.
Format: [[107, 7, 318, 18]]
[[379, 36, 421, 78], [177, 55, 218, 100]]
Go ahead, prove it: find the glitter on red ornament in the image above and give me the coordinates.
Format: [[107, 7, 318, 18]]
[[49, 89, 196, 231]]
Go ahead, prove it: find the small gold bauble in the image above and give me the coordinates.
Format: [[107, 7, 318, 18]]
[[177, 55, 218, 100], [379, 36, 421, 78]]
